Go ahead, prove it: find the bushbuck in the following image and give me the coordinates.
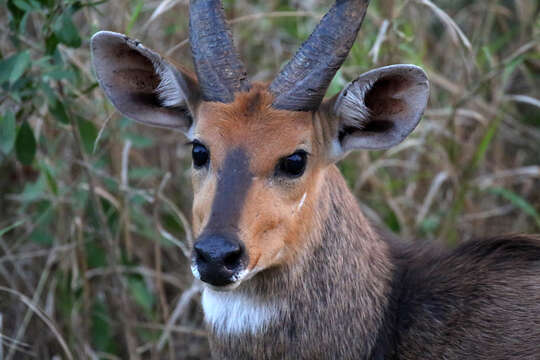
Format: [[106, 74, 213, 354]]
[[91, 0, 540, 358]]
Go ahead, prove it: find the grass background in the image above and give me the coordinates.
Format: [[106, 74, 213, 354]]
[[0, 0, 539, 358]]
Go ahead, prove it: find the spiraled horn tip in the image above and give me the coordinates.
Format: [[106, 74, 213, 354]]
[[270, 0, 370, 111], [189, 0, 251, 103]]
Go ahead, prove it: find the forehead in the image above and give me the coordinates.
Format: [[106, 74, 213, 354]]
[[194, 86, 313, 169]]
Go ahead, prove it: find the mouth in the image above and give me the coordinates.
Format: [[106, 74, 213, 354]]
[[191, 264, 249, 291]]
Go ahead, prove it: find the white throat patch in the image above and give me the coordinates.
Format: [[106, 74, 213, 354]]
[[202, 288, 277, 335]]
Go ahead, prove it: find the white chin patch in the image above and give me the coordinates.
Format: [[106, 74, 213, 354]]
[[202, 287, 277, 335]]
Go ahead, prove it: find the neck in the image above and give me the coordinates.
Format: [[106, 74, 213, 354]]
[[203, 166, 395, 358]]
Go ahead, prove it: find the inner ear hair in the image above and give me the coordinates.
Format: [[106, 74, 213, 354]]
[[334, 78, 373, 133], [328, 64, 429, 154], [91, 31, 200, 132], [153, 59, 198, 116], [123, 37, 197, 127], [128, 39, 197, 115], [335, 73, 413, 136], [154, 61, 187, 108]]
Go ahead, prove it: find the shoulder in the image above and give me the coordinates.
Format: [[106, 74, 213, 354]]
[[391, 235, 540, 358], [449, 234, 540, 267], [397, 234, 540, 276], [394, 234, 540, 318], [453, 233, 540, 254]]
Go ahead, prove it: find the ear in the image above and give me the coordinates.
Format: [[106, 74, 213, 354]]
[[322, 64, 429, 160], [91, 31, 200, 135]]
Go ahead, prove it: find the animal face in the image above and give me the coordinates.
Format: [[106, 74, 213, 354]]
[[189, 89, 327, 288], [91, 0, 429, 291]]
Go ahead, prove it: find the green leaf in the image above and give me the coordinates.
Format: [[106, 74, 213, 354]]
[[0, 50, 31, 85], [326, 69, 346, 98], [49, 97, 70, 124], [53, 13, 82, 48], [126, 0, 144, 35], [471, 116, 500, 169], [91, 300, 113, 352], [128, 277, 155, 312], [419, 215, 441, 234], [15, 121, 36, 165], [56, 271, 77, 322], [129, 167, 162, 180], [0, 111, 17, 154], [12, 0, 40, 12], [29, 229, 54, 245], [42, 163, 58, 195], [77, 117, 98, 153], [46, 68, 76, 81], [7, 0, 26, 28], [383, 206, 401, 233], [37, 0, 55, 8], [19, 174, 47, 202], [45, 33, 60, 54], [9, 51, 31, 84], [0, 220, 25, 237], [488, 187, 540, 227], [123, 132, 154, 148], [86, 242, 107, 269]]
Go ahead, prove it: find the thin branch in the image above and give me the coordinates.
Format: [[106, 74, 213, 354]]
[[368, 19, 390, 64], [153, 173, 192, 258], [121, 140, 133, 259], [3, 252, 71, 360], [157, 281, 202, 350], [165, 11, 319, 56]]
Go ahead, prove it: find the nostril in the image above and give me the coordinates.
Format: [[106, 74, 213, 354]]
[[194, 243, 210, 264], [196, 252, 207, 264], [193, 234, 245, 272], [223, 247, 243, 270], [192, 234, 247, 286]]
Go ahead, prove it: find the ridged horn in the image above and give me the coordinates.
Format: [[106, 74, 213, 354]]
[[269, 0, 370, 111], [189, 0, 251, 103]]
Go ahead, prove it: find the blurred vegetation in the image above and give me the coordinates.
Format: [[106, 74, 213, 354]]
[[0, 0, 538, 358]]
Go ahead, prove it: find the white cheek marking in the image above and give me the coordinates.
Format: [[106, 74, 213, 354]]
[[243, 266, 263, 281], [191, 264, 200, 280], [202, 288, 277, 335], [297, 192, 307, 212], [328, 138, 343, 160], [186, 126, 195, 141]]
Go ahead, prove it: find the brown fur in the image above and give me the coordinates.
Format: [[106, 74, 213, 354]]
[[192, 85, 326, 271], [385, 234, 540, 359], [207, 167, 393, 359], [190, 86, 540, 360]]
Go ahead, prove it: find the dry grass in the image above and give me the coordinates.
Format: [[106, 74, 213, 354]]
[[0, 0, 539, 358]]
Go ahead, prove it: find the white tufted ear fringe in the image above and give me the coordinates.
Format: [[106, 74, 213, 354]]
[[329, 64, 429, 160], [91, 31, 199, 133], [333, 78, 373, 130]]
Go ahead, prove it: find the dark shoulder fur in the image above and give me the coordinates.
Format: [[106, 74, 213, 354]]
[[372, 234, 540, 360]]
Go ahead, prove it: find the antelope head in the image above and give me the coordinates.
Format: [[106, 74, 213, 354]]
[[91, 0, 429, 290]]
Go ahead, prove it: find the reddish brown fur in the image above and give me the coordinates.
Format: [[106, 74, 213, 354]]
[[191, 85, 328, 271]]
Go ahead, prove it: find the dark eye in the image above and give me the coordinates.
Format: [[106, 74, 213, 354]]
[[277, 150, 307, 178], [192, 141, 209, 168]]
